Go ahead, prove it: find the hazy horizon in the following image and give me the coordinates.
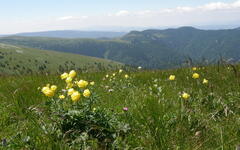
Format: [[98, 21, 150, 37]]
[[1, 24, 240, 36]]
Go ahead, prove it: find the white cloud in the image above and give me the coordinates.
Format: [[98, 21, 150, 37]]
[[102, 1, 240, 28], [57, 16, 75, 21], [136, 10, 151, 15], [201, 2, 230, 10], [115, 10, 130, 16], [102, 0, 240, 18], [57, 15, 88, 21], [57, 1, 240, 22], [200, 0, 240, 10], [81, 16, 88, 19], [176, 6, 194, 12]]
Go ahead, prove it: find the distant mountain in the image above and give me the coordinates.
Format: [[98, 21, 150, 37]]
[[0, 43, 123, 75], [13, 30, 126, 39], [1, 26, 240, 69], [236, 27, 240, 30], [196, 25, 240, 30]]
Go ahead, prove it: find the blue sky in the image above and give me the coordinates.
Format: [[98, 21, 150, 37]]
[[0, 0, 239, 34], [1, 0, 236, 16]]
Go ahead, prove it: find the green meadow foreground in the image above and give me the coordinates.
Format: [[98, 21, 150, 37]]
[[0, 65, 240, 149]]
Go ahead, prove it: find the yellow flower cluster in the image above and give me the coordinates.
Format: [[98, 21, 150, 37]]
[[66, 88, 91, 102], [104, 69, 130, 81], [42, 84, 57, 97], [63, 70, 93, 102], [41, 70, 93, 102], [60, 70, 77, 84], [167, 70, 209, 100]]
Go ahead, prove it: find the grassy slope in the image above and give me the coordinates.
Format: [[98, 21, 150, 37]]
[[0, 43, 122, 75], [0, 65, 239, 149]]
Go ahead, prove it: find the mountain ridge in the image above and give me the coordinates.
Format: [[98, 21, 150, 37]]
[[1, 26, 240, 69]]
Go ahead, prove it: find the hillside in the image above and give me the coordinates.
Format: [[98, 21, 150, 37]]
[[1, 26, 240, 69], [0, 43, 122, 75], [0, 36, 183, 69], [123, 27, 240, 61]]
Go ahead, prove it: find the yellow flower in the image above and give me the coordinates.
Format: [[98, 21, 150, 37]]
[[42, 86, 55, 97], [192, 67, 197, 71], [42, 86, 50, 93], [61, 72, 68, 80], [65, 77, 73, 83], [90, 81, 95, 86], [169, 75, 175, 80], [119, 69, 123, 73], [43, 89, 54, 97], [182, 92, 190, 99], [83, 89, 91, 97], [93, 107, 96, 112], [59, 95, 65, 99], [66, 83, 73, 89], [112, 73, 116, 77], [77, 80, 89, 88], [69, 70, 77, 78], [106, 74, 109, 78], [67, 88, 75, 96], [203, 79, 208, 84], [71, 91, 81, 102], [192, 73, 200, 79], [50, 85, 57, 91], [125, 74, 129, 78]]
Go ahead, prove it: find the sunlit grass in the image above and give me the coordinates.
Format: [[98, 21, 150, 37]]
[[0, 65, 240, 149]]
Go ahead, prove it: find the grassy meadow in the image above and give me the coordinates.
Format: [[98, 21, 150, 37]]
[[0, 43, 122, 75], [0, 65, 240, 149]]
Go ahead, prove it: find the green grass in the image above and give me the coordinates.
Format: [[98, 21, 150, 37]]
[[0, 43, 123, 75], [0, 65, 240, 149]]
